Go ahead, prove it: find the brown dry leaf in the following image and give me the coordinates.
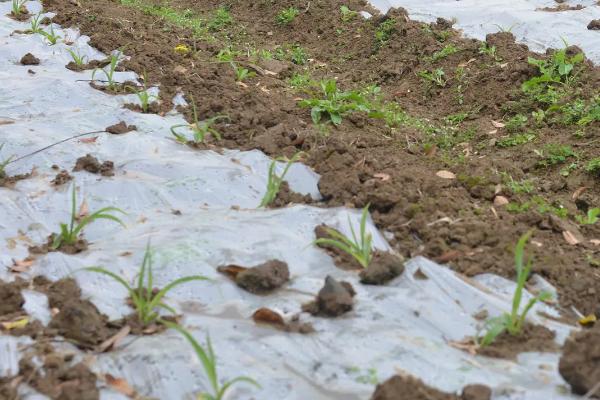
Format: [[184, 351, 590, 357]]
[[0, 119, 15, 126], [96, 325, 131, 353], [105, 374, 136, 397], [563, 230, 580, 245], [10, 258, 34, 273], [435, 170, 456, 179], [487, 129, 498, 135], [491, 120, 505, 128], [572, 186, 587, 200], [434, 250, 461, 263], [458, 58, 476, 67], [493, 196, 509, 207], [236, 81, 248, 88], [490, 206, 499, 219], [590, 239, 600, 246], [264, 69, 277, 76], [217, 265, 247, 280], [373, 173, 391, 181], [448, 338, 479, 355], [252, 308, 285, 327], [78, 200, 89, 218], [79, 136, 98, 144]]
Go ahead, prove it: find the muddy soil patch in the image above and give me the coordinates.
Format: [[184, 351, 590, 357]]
[[477, 324, 558, 359], [73, 154, 114, 176], [559, 326, 600, 396]]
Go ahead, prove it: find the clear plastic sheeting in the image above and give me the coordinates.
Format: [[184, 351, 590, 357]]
[[0, 2, 579, 399], [370, 0, 600, 64]]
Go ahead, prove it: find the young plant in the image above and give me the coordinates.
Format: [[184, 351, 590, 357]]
[[314, 205, 373, 268], [208, 6, 232, 31], [276, 7, 299, 25], [340, 5, 358, 22], [127, 71, 157, 113], [375, 18, 396, 47], [162, 321, 259, 400], [259, 152, 302, 207], [91, 50, 121, 90], [52, 185, 126, 250], [478, 42, 501, 61], [67, 48, 87, 66], [288, 72, 313, 90], [586, 158, 600, 175], [576, 208, 600, 225], [231, 62, 255, 82], [298, 79, 373, 125], [480, 231, 552, 346], [535, 144, 576, 168], [418, 68, 447, 87], [171, 97, 228, 144], [427, 44, 459, 63], [0, 144, 14, 179], [40, 24, 60, 45], [85, 244, 207, 326], [289, 45, 308, 65], [29, 12, 43, 34], [11, 0, 27, 16]]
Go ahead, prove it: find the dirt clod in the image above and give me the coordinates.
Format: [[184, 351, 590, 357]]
[[0, 281, 24, 315], [226, 260, 290, 294], [20, 53, 40, 65], [269, 181, 313, 208], [588, 20, 600, 30], [370, 374, 456, 400], [559, 327, 600, 396], [359, 251, 405, 285], [105, 121, 136, 135], [51, 170, 73, 185], [461, 384, 492, 400], [302, 276, 355, 317], [73, 154, 115, 176], [477, 324, 557, 359]]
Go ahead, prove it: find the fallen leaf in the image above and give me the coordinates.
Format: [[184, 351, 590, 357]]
[[434, 250, 461, 263], [96, 325, 131, 353], [458, 58, 476, 67], [236, 81, 248, 88], [1, 317, 29, 330], [264, 69, 277, 76], [563, 230, 580, 245], [572, 186, 587, 200], [78, 200, 89, 218], [579, 314, 596, 326], [217, 265, 247, 280], [448, 338, 479, 355], [252, 308, 285, 327], [487, 129, 498, 135], [373, 173, 391, 181], [79, 136, 98, 144], [10, 258, 34, 273], [0, 119, 15, 125], [493, 196, 509, 207], [436, 170, 456, 179], [105, 374, 136, 397], [491, 120, 505, 128], [259, 86, 271, 93], [590, 239, 600, 246]]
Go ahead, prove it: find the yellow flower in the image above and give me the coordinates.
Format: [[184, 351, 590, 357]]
[[579, 314, 597, 326], [174, 44, 190, 55]]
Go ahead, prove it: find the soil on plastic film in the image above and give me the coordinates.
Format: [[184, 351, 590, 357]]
[[6, 0, 600, 396]]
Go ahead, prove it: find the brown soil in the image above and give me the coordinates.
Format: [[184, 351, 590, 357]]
[[0, 280, 25, 316], [302, 276, 355, 317], [559, 326, 600, 396], [0, 171, 31, 187], [7, 9, 30, 22], [370, 374, 456, 400], [20, 53, 40, 65], [51, 170, 73, 185], [314, 224, 364, 270], [66, 58, 110, 72], [73, 154, 115, 176], [359, 251, 405, 284], [477, 324, 558, 359], [218, 260, 290, 294], [589, 20, 600, 30], [269, 181, 313, 208], [105, 121, 136, 135], [29, 234, 89, 255], [123, 101, 160, 114]]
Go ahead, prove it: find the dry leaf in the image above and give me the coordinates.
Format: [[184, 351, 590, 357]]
[[493, 196, 509, 207], [105, 374, 136, 397], [490, 206, 499, 219], [579, 314, 597, 326], [373, 173, 391, 181], [491, 120, 505, 128], [236, 81, 248, 88], [1, 317, 29, 330], [11, 258, 34, 273], [0, 119, 15, 126], [264, 69, 277, 76], [79, 136, 98, 144], [252, 308, 285, 327], [434, 250, 461, 263], [487, 129, 498, 135], [448, 338, 479, 355], [572, 186, 587, 200], [436, 170, 456, 179], [590, 239, 600, 246], [563, 230, 580, 245], [96, 325, 131, 353], [78, 200, 89, 218], [217, 265, 247, 280]]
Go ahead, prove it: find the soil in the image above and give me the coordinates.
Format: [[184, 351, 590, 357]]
[[269, 181, 313, 208], [370, 374, 456, 400], [302, 276, 355, 317], [123, 101, 161, 114], [0, 280, 25, 316], [0, 171, 31, 187], [66, 58, 110, 72], [7, 9, 30, 22], [105, 121, 136, 135], [477, 324, 558, 359], [359, 251, 405, 284], [218, 260, 290, 294], [589, 20, 600, 30], [51, 169, 73, 185], [20, 53, 40, 65], [559, 326, 600, 396], [73, 154, 115, 176], [29, 234, 89, 255]]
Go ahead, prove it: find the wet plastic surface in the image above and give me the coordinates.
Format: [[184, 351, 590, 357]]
[[0, 2, 581, 399], [371, 0, 600, 64]]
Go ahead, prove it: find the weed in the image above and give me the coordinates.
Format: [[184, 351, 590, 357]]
[[259, 152, 302, 207], [314, 205, 373, 268], [420, 25, 451, 42], [427, 44, 459, 62], [576, 208, 600, 225], [92, 50, 121, 90], [127, 71, 158, 113], [479, 42, 501, 61], [299, 79, 375, 125], [11, 0, 27, 16], [480, 231, 552, 346], [121, 0, 206, 38], [276, 7, 299, 25], [418, 68, 446, 87], [0, 144, 14, 179], [171, 97, 228, 144], [40, 24, 60, 45], [162, 322, 259, 400], [67, 48, 87, 66], [375, 18, 396, 47], [535, 144, 576, 168], [493, 23, 517, 33], [85, 244, 207, 325], [340, 5, 358, 22], [231, 62, 255, 82], [216, 47, 240, 62], [501, 174, 534, 195], [496, 132, 535, 148], [52, 185, 126, 250], [586, 158, 600, 175], [505, 114, 528, 133], [288, 72, 313, 90], [208, 6, 232, 31], [290, 45, 308, 65], [454, 67, 467, 105]]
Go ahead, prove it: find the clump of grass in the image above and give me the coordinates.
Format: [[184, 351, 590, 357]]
[[216, 46, 240, 62], [479, 42, 501, 61], [29, 12, 44, 34], [504, 114, 528, 133], [11, 0, 27, 16], [288, 72, 313, 90], [259, 152, 302, 207], [418, 68, 446, 87], [535, 144, 577, 168], [86, 244, 207, 326], [40, 24, 60, 45], [92, 50, 121, 90], [375, 18, 396, 47], [127, 71, 158, 113], [162, 322, 259, 400], [576, 208, 600, 225], [52, 185, 126, 250], [314, 205, 373, 268], [276, 7, 299, 25], [208, 6, 232, 31], [171, 97, 228, 144], [586, 158, 600, 175], [67, 48, 87, 66], [340, 5, 358, 22], [427, 44, 459, 62], [496, 132, 535, 148], [230, 62, 255, 82], [0, 144, 14, 179], [289, 45, 308, 65], [480, 231, 552, 346]]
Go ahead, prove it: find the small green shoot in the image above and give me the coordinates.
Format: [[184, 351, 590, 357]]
[[504, 114, 528, 133], [11, 0, 27, 16], [375, 18, 396, 47], [576, 208, 600, 225], [231, 62, 255, 82], [40, 24, 60, 45], [290, 45, 308, 65], [171, 97, 228, 144], [127, 72, 158, 113], [288, 72, 313, 90], [586, 158, 600, 175], [535, 144, 576, 168], [162, 322, 259, 400], [208, 6, 232, 31], [52, 185, 126, 250], [496, 132, 536, 148], [85, 244, 207, 326], [314, 205, 373, 268], [418, 68, 446, 87], [276, 7, 299, 25], [340, 6, 358, 22], [67, 48, 87, 66], [92, 50, 121, 90], [479, 42, 501, 61], [0, 143, 14, 179], [259, 152, 303, 207], [480, 231, 552, 346], [29, 12, 43, 34], [427, 44, 459, 62]]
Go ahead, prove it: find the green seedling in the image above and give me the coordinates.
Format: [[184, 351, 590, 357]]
[[52, 185, 126, 250], [496, 132, 535, 148], [92, 50, 121, 90], [480, 231, 552, 346], [162, 322, 259, 400], [576, 208, 600, 225], [259, 152, 302, 207], [216, 47, 240, 62], [340, 5, 358, 22], [427, 44, 459, 62], [375, 18, 396, 47], [290, 45, 308, 65], [314, 205, 373, 268], [587, 158, 600, 175], [0, 144, 14, 179], [522, 42, 584, 95], [501, 173, 534, 195], [208, 6, 232, 31], [86, 244, 207, 326], [288, 72, 313, 90], [127, 72, 158, 113], [29, 12, 43, 34], [418, 68, 446, 87], [276, 7, 299, 25], [299, 79, 374, 125], [171, 97, 228, 144], [11, 0, 27, 16], [479, 42, 501, 61], [231, 62, 255, 82], [505, 114, 528, 133], [535, 144, 576, 168], [67, 48, 87, 66], [493, 23, 517, 33], [40, 24, 60, 45]]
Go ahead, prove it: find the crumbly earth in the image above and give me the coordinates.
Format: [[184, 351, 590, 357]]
[[559, 326, 600, 396], [302, 275, 356, 317], [477, 323, 558, 359]]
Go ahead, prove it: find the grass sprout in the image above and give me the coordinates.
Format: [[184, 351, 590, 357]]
[[576, 208, 600, 225], [0, 144, 14, 179], [52, 185, 126, 250], [92, 50, 121, 90], [171, 96, 229, 144], [231, 62, 255, 82], [67, 48, 87, 66], [85, 244, 207, 326], [480, 231, 552, 346], [162, 321, 259, 400], [259, 152, 303, 207], [11, 0, 27, 16], [276, 7, 299, 25], [29, 12, 43, 33], [314, 205, 373, 268], [127, 71, 158, 113], [340, 5, 358, 22], [40, 24, 60, 45]]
